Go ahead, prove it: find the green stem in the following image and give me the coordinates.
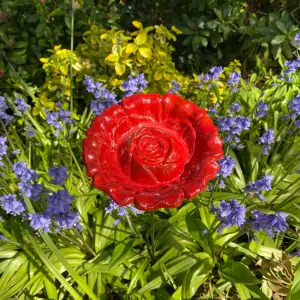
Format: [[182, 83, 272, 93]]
[[151, 211, 155, 261], [66, 143, 86, 184], [70, 0, 75, 112], [268, 177, 300, 206]]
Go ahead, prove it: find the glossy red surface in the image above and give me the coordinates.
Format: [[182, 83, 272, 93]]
[[83, 93, 223, 210]]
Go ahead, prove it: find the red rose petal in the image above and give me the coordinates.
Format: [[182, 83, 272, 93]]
[[134, 188, 185, 211], [182, 158, 220, 199], [121, 94, 163, 123], [162, 94, 206, 121]]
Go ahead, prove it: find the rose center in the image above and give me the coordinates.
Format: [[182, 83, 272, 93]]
[[131, 127, 171, 165]]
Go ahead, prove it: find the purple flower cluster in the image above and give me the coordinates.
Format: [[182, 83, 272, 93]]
[[29, 213, 52, 233], [45, 106, 73, 137], [168, 80, 181, 94], [25, 125, 36, 138], [256, 100, 269, 118], [0, 136, 7, 166], [284, 58, 300, 75], [289, 95, 300, 119], [0, 96, 13, 125], [230, 102, 241, 114], [198, 66, 223, 88], [292, 33, 300, 48], [211, 200, 246, 230], [105, 198, 143, 226], [122, 74, 148, 97], [218, 115, 251, 148], [37, 189, 80, 231], [49, 166, 68, 185], [0, 194, 25, 216], [248, 210, 288, 237], [217, 156, 236, 188], [84, 76, 118, 115], [14, 98, 29, 113], [257, 129, 275, 154], [244, 174, 273, 201], [227, 72, 241, 90], [12, 162, 43, 201]]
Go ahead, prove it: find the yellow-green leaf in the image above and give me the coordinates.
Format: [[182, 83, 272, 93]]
[[139, 47, 152, 58], [105, 53, 119, 64], [132, 21, 143, 29], [115, 63, 126, 75], [154, 70, 163, 81], [172, 26, 182, 34], [135, 32, 147, 46], [126, 43, 138, 54]]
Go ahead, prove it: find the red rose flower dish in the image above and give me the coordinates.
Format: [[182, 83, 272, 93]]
[[82, 94, 223, 211]]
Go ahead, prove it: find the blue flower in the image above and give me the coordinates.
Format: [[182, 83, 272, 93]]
[[55, 211, 79, 229], [14, 98, 29, 113], [289, 95, 300, 119], [168, 80, 181, 94], [84, 75, 96, 93], [256, 101, 268, 118], [0, 136, 7, 157], [292, 33, 300, 48], [104, 199, 143, 225], [284, 58, 300, 75], [49, 166, 68, 185], [244, 174, 273, 201], [12, 162, 39, 182], [84, 76, 118, 115], [248, 210, 288, 237], [122, 74, 148, 97], [230, 102, 241, 114], [25, 125, 36, 138], [228, 72, 241, 86], [218, 115, 251, 148], [47, 189, 74, 214], [11, 149, 20, 155], [257, 129, 275, 154], [0, 96, 8, 111], [211, 200, 246, 229], [208, 104, 219, 116], [29, 213, 52, 232], [0, 95, 13, 124], [0, 194, 26, 216], [217, 156, 236, 178]]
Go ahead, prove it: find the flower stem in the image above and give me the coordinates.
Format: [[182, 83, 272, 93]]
[[150, 211, 155, 261], [70, 0, 75, 113]]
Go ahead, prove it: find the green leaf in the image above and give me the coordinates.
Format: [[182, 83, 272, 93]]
[[127, 258, 149, 294], [36, 22, 46, 38], [13, 41, 28, 48], [138, 253, 213, 293], [219, 260, 261, 285], [185, 216, 215, 259], [200, 36, 208, 47], [9, 56, 26, 65], [108, 239, 135, 269], [182, 15, 195, 29], [276, 21, 287, 34], [192, 35, 201, 52], [271, 35, 286, 45]]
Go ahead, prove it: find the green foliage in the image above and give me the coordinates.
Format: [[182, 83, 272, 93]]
[[0, 0, 119, 90], [116, 0, 300, 72]]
